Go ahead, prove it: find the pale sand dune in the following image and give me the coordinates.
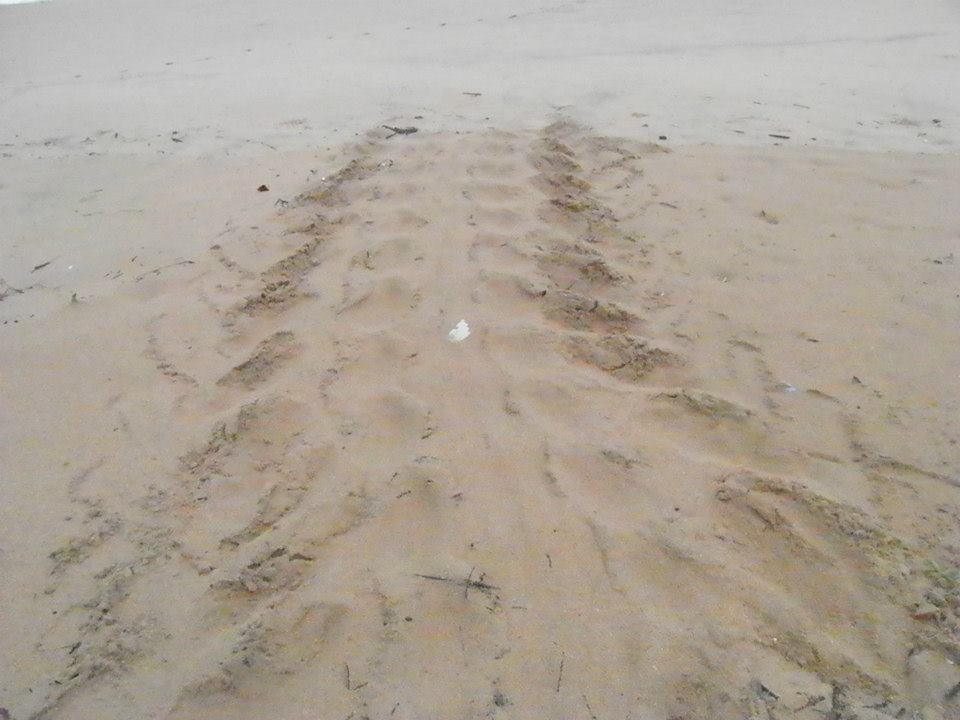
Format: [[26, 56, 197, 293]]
[[1, 122, 959, 719]]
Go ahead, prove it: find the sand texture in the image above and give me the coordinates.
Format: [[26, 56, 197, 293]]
[[1, 120, 959, 719]]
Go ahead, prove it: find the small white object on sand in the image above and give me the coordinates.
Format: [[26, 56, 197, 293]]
[[448, 319, 470, 342]]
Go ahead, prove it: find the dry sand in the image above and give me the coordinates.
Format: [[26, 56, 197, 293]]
[[2, 2, 960, 720]]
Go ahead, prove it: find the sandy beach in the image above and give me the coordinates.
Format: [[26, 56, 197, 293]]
[[2, 1, 960, 719]]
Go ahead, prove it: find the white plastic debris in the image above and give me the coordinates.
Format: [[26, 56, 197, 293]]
[[448, 319, 470, 343]]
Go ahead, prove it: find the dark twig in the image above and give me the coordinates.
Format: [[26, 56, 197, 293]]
[[795, 694, 825, 711], [0, 279, 27, 302], [464, 566, 475, 599], [556, 654, 564, 692], [135, 260, 195, 282], [414, 573, 499, 592], [383, 125, 419, 139]]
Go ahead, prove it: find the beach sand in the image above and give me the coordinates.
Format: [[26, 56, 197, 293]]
[[2, 2, 960, 719]]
